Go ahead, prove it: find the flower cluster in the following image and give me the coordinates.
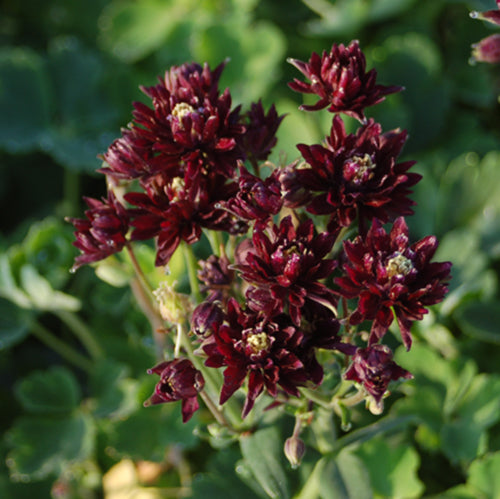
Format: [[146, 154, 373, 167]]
[[68, 40, 451, 454], [470, 1, 500, 64]]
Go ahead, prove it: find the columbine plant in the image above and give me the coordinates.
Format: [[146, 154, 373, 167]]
[[470, 0, 500, 64], [67, 40, 451, 467]]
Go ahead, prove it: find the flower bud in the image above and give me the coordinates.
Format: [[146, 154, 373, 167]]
[[153, 282, 192, 324], [284, 436, 306, 469], [471, 34, 500, 64], [191, 301, 224, 337]]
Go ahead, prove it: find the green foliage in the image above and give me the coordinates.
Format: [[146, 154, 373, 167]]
[[1, 0, 500, 497]]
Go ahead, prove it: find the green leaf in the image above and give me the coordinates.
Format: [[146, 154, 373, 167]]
[[440, 420, 486, 464], [19, 264, 81, 312], [14, 366, 81, 415], [454, 301, 500, 345], [6, 411, 94, 482], [99, 0, 192, 62], [296, 450, 372, 499], [0, 298, 32, 350], [468, 452, 500, 499], [89, 359, 138, 419], [0, 255, 32, 309], [0, 47, 51, 153], [192, 446, 262, 499], [355, 438, 424, 498], [240, 426, 290, 499], [107, 403, 199, 461], [330, 414, 417, 455]]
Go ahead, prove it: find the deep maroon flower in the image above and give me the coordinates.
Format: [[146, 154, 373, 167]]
[[101, 61, 246, 182], [198, 254, 235, 302], [344, 344, 413, 412], [288, 40, 402, 122], [202, 299, 319, 417], [240, 101, 285, 164], [124, 167, 243, 266], [66, 191, 129, 271], [284, 115, 420, 232], [335, 217, 452, 350], [235, 216, 338, 325], [144, 358, 205, 422], [470, 1, 500, 26], [471, 34, 500, 64], [223, 165, 283, 223]]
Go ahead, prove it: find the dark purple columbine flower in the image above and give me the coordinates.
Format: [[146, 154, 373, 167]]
[[288, 40, 403, 122], [235, 216, 338, 326], [344, 344, 413, 413], [335, 217, 452, 350], [240, 101, 285, 165], [198, 254, 235, 302], [66, 191, 129, 271], [101, 61, 246, 182], [471, 34, 500, 64], [222, 165, 283, 223], [202, 299, 319, 417], [144, 358, 205, 423], [470, 0, 500, 26], [124, 166, 244, 266], [284, 115, 420, 232]]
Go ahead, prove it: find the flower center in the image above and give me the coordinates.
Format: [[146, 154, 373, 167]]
[[172, 102, 195, 120], [169, 176, 185, 202], [386, 253, 413, 278], [343, 153, 376, 185], [246, 332, 270, 354]]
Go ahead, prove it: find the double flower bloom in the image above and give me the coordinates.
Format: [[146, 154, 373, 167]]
[[68, 41, 451, 422]]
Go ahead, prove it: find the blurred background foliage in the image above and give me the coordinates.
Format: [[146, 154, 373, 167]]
[[1, 0, 499, 497]]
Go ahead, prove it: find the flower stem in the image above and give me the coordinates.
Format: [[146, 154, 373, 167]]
[[55, 310, 103, 361], [126, 243, 154, 297], [30, 320, 92, 372], [182, 242, 202, 303]]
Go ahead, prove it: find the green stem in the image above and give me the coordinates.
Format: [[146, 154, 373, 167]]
[[182, 242, 202, 303], [299, 387, 333, 410], [55, 310, 103, 361], [30, 320, 92, 372], [204, 230, 223, 257], [126, 243, 154, 297]]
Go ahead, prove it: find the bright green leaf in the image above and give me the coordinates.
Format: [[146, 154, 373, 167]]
[[99, 0, 191, 62], [240, 426, 290, 499], [6, 412, 94, 482], [14, 366, 81, 414], [19, 265, 80, 312], [468, 452, 500, 499], [355, 437, 424, 499]]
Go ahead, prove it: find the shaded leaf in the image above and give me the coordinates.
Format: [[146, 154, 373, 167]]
[[454, 301, 500, 345], [14, 366, 81, 415], [240, 426, 290, 499], [0, 47, 51, 153], [0, 298, 32, 350], [6, 412, 95, 482]]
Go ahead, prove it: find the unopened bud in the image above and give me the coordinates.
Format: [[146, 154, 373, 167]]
[[284, 436, 306, 469], [153, 282, 192, 323], [471, 34, 500, 64], [191, 301, 223, 337]]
